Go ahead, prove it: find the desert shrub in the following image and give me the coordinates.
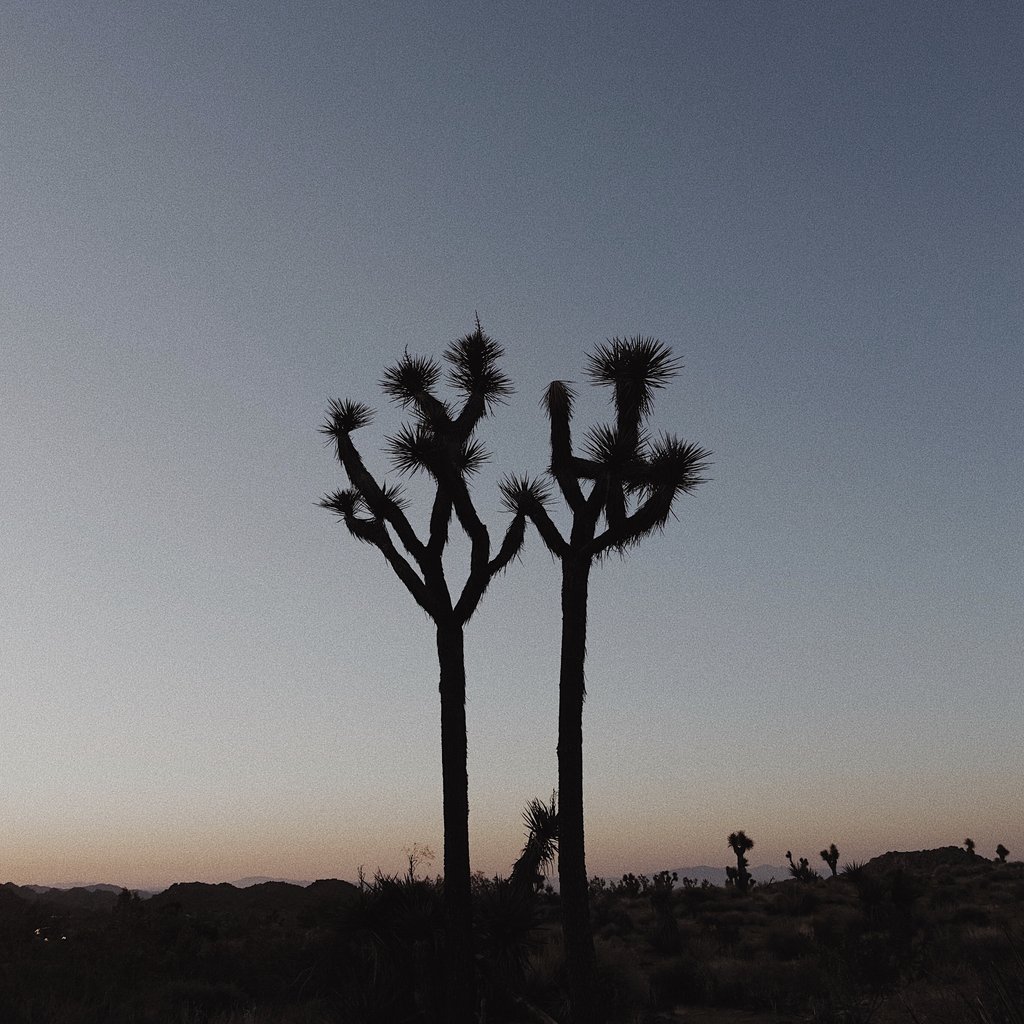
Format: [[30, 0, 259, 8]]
[[810, 905, 864, 950], [764, 921, 813, 961], [700, 955, 822, 1011], [593, 899, 635, 939], [647, 899, 681, 956], [700, 956, 746, 1007], [845, 929, 904, 992], [592, 936, 649, 1021], [959, 926, 1013, 967], [611, 873, 650, 898], [953, 903, 992, 928], [705, 910, 746, 954], [518, 931, 565, 1019], [745, 957, 826, 1011], [168, 979, 247, 1014], [473, 876, 548, 997], [648, 953, 706, 1007], [767, 883, 821, 917]]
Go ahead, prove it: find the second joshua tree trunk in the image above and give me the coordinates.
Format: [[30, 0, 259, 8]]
[[504, 337, 710, 1023]]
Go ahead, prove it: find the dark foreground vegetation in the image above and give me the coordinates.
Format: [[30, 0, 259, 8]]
[[2, 847, 1022, 1023]]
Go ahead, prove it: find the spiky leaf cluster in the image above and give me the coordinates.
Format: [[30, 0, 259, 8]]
[[319, 482, 407, 522], [637, 435, 711, 495], [586, 336, 679, 419], [444, 325, 514, 411], [387, 424, 489, 478], [318, 486, 363, 520], [582, 423, 649, 471], [320, 399, 374, 438], [542, 380, 576, 418], [499, 475, 551, 515], [379, 352, 443, 410]]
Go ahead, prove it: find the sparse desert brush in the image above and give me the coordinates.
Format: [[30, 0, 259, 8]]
[[515, 926, 566, 1019], [592, 897, 635, 938], [648, 953, 706, 1008], [810, 904, 864, 950], [952, 903, 993, 928], [591, 935, 649, 1021], [766, 881, 821, 917], [647, 894, 681, 956], [763, 919, 813, 962], [676, 880, 724, 913], [748, 957, 827, 1013], [958, 924, 1012, 965], [700, 954, 823, 1013]]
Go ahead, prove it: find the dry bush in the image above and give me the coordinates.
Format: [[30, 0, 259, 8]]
[[810, 905, 864, 950], [648, 953, 706, 1007], [592, 935, 650, 1021], [763, 920, 813, 962]]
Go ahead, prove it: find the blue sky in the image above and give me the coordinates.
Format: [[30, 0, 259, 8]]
[[2, 1, 1021, 887]]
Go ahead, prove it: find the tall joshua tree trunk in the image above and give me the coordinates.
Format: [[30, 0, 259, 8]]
[[436, 618, 474, 1023], [558, 557, 597, 1022], [504, 338, 710, 1024], [321, 323, 524, 1024]]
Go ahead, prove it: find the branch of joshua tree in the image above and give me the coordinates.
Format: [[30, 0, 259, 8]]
[[603, 479, 628, 535], [320, 489, 434, 615], [454, 509, 527, 623], [586, 336, 680, 429], [501, 475, 570, 559], [587, 481, 684, 557], [322, 397, 375, 435], [426, 489, 453, 559], [379, 352, 452, 430], [326, 426, 428, 564], [488, 510, 527, 577], [444, 464, 490, 553], [542, 381, 588, 512], [447, 326, 514, 438], [622, 436, 711, 493], [370, 524, 436, 616]]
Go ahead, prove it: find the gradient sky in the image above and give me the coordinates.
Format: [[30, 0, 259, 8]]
[[2, 1, 1021, 889]]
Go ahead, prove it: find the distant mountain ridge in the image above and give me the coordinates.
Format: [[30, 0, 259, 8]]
[[6, 847, 996, 905], [0, 878, 359, 916], [230, 876, 313, 888]]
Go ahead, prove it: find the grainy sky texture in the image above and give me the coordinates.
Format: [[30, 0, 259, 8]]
[[2, 2, 1022, 889]]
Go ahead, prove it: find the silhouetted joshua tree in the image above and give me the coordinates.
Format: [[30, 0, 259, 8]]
[[320, 322, 525, 1024], [820, 842, 840, 877], [964, 837, 976, 857], [510, 791, 559, 894], [996, 843, 1009, 863], [503, 338, 709, 1023], [727, 830, 755, 894], [786, 850, 819, 882]]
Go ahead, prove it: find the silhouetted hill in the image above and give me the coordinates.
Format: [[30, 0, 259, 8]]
[[863, 845, 979, 874], [307, 877, 361, 897], [230, 875, 312, 888], [150, 878, 358, 918], [0, 882, 121, 911]]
